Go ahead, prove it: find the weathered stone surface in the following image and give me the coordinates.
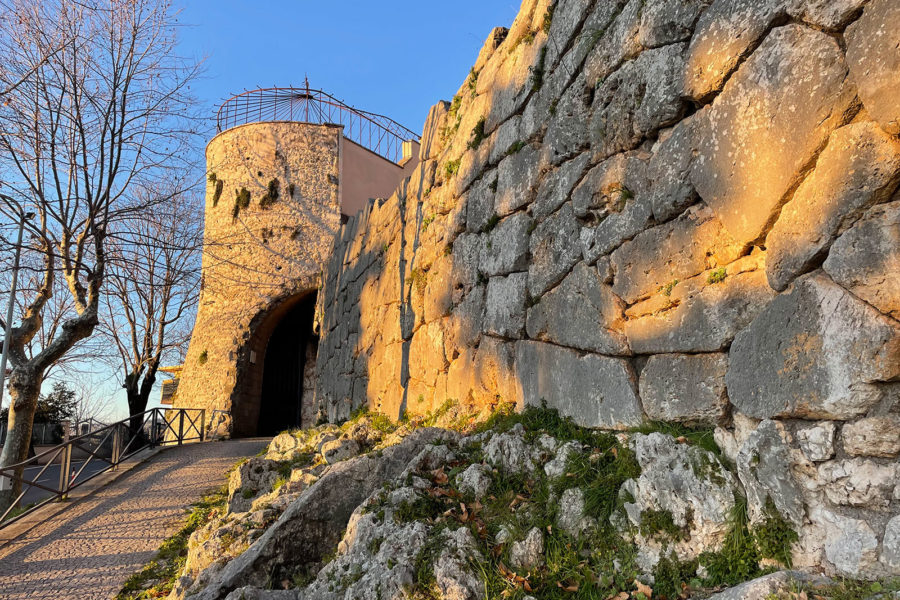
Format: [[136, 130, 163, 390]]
[[703, 572, 830, 600], [590, 43, 687, 162], [574, 153, 653, 263], [495, 143, 542, 217], [728, 274, 900, 420], [193, 429, 456, 600], [824, 200, 900, 320], [691, 25, 855, 245], [638, 0, 712, 47], [227, 458, 281, 513], [516, 341, 642, 429], [528, 203, 582, 297], [647, 116, 697, 222], [557, 487, 597, 537], [510, 527, 544, 570], [795, 422, 836, 463], [817, 458, 898, 509], [736, 420, 806, 527], [615, 432, 737, 570], [788, 0, 867, 30], [842, 416, 900, 458], [484, 273, 528, 338], [810, 506, 880, 577], [434, 527, 484, 600], [846, 0, 900, 135], [638, 353, 728, 425], [464, 175, 498, 234], [766, 122, 900, 292], [320, 438, 361, 464], [531, 153, 590, 220], [611, 204, 744, 305], [526, 262, 630, 355], [684, 0, 786, 100], [542, 73, 593, 165], [583, 0, 642, 85], [883, 515, 900, 570], [455, 463, 492, 499], [481, 212, 532, 277], [625, 269, 775, 354], [483, 426, 535, 475]]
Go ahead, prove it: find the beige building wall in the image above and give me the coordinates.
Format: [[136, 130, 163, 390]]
[[341, 138, 420, 217]]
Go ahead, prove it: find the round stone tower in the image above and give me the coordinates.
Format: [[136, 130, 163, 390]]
[[173, 86, 419, 437]]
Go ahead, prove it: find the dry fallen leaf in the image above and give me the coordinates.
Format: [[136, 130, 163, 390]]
[[634, 579, 653, 599]]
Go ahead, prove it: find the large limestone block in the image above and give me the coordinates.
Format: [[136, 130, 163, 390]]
[[526, 262, 630, 355], [809, 506, 880, 578], [684, 0, 787, 100], [766, 123, 900, 291], [611, 204, 744, 305], [638, 353, 729, 425], [737, 420, 806, 527], [443, 287, 484, 350], [788, 0, 868, 30], [691, 25, 855, 245], [583, 0, 643, 85], [465, 174, 498, 234], [590, 43, 687, 162], [638, 0, 713, 47], [573, 152, 653, 262], [528, 202, 582, 297], [484, 273, 528, 338], [842, 416, 900, 458], [817, 458, 898, 509], [625, 268, 775, 353], [419, 101, 450, 162], [542, 73, 594, 166], [495, 143, 543, 217], [846, 0, 900, 135], [728, 274, 900, 420], [532, 153, 590, 220], [824, 200, 900, 320], [515, 340, 643, 429], [647, 116, 697, 222], [481, 212, 532, 277], [883, 515, 900, 570]]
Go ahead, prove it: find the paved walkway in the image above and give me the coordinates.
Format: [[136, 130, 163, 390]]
[[0, 439, 268, 600]]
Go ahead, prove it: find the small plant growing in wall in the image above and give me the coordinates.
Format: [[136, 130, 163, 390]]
[[408, 268, 427, 295], [480, 213, 501, 234], [444, 159, 461, 179], [421, 214, 435, 232], [506, 140, 527, 156], [232, 187, 251, 221], [707, 267, 727, 285], [468, 117, 486, 151], [212, 179, 224, 207], [530, 46, 547, 92], [197, 350, 208, 365], [259, 178, 280, 209], [467, 68, 479, 98], [541, 4, 555, 33]]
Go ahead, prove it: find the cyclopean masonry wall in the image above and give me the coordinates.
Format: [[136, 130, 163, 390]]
[[177, 122, 342, 437], [314, 0, 900, 579]]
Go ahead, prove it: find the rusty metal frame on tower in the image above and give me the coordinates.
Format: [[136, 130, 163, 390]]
[[216, 82, 419, 164]]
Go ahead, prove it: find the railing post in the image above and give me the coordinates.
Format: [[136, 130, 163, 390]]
[[178, 410, 185, 446], [60, 443, 72, 500], [151, 409, 158, 447], [200, 409, 206, 442], [111, 425, 121, 470]]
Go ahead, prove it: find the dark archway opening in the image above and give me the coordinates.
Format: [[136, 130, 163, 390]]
[[256, 293, 318, 436]]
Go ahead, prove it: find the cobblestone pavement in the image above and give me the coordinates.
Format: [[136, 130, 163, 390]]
[[0, 438, 268, 600]]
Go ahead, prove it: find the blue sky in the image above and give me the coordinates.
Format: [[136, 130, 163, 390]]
[[177, 1, 521, 137]]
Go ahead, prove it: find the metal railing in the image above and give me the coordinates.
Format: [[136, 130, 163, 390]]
[[216, 82, 419, 164], [0, 407, 208, 527]]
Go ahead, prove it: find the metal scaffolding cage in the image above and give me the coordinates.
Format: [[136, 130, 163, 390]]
[[216, 82, 419, 164]]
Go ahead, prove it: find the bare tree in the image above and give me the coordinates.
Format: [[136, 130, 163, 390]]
[[102, 187, 202, 434], [0, 0, 201, 509]]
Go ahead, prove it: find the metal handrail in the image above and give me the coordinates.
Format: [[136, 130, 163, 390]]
[[0, 407, 211, 528], [216, 82, 419, 164]]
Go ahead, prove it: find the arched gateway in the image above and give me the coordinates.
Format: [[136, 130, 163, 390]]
[[171, 84, 419, 437]]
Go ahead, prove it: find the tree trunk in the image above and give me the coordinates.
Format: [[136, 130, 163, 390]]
[[0, 369, 42, 513], [125, 371, 155, 443]]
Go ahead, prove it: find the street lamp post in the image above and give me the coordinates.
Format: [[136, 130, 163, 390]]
[[0, 212, 33, 416]]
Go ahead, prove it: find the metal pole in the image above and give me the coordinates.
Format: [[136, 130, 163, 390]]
[[0, 214, 26, 414], [177, 410, 184, 445]]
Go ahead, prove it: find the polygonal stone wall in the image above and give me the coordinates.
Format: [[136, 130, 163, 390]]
[[314, 0, 900, 578]]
